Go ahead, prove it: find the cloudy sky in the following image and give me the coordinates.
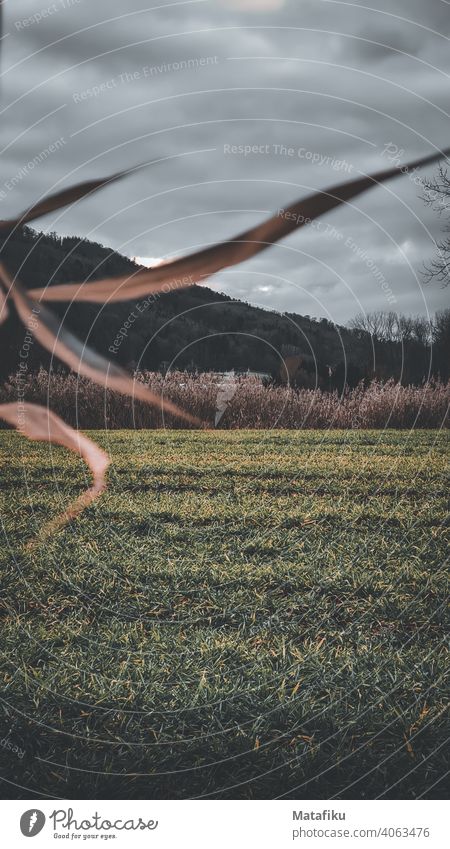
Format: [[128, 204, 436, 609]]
[[1, 0, 449, 324]]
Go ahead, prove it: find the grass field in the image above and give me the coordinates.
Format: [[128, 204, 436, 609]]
[[0, 429, 448, 800]]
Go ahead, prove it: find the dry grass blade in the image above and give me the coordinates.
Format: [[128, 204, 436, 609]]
[[0, 172, 125, 233], [0, 401, 109, 543], [0, 401, 109, 491], [0, 287, 8, 323], [0, 264, 200, 426], [29, 147, 450, 304]]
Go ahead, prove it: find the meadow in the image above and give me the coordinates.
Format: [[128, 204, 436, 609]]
[[0, 429, 448, 799]]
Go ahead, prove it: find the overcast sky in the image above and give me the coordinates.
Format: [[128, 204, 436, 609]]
[[1, 0, 449, 324]]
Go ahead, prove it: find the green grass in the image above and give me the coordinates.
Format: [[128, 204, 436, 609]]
[[0, 429, 448, 800]]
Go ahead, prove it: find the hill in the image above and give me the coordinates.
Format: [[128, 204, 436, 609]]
[[0, 228, 365, 386], [3, 227, 448, 388]]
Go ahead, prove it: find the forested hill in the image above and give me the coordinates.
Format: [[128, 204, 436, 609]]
[[1, 227, 447, 386], [0, 227, 365, 382]]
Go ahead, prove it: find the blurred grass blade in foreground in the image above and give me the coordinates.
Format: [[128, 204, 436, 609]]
[[0, 401, 110, 542], [0, 173, 126, 233], [0, 264, 200, 425], [29, 147, 450, 304]]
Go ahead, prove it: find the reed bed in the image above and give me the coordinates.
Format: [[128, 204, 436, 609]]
[[1, 369, 448, 429]]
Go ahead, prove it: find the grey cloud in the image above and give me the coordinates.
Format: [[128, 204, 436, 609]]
[[1, 0, 449, 323]]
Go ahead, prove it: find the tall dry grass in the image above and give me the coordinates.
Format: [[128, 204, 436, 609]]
[[2, 369, 448, 429]]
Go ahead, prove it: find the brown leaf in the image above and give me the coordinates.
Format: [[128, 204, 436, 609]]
[[0, 264, 200, 426], [28, 147, 450, 304]]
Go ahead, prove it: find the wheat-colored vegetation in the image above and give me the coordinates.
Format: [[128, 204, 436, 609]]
[[1, 369, 448, 430]]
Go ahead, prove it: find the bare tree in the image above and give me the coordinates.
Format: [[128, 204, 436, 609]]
[[431, 308, 450, 380], [349, 311, 389, 341], [422, 165, 450, 285], [348, 311, 435, 383]]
